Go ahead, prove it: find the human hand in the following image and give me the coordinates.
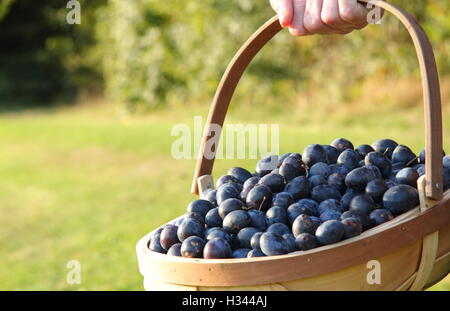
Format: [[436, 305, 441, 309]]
[[270, 0, 371, 36]]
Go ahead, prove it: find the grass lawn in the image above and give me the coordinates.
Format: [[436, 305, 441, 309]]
[[0, 103, 448, 290]]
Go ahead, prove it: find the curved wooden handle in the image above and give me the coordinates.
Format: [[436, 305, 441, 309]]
[[191, 0, 443, 201]]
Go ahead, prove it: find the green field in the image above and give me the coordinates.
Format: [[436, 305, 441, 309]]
[[0, 103, 448, 291]]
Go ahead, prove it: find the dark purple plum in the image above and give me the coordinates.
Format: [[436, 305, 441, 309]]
[[247, 248, 266, 258], [227, 167, 253, 184], [279, 163, 303, 183], [337, 149, 360, 171], [369, 209, 394, 226], [344, 166, 377, 191], [243, 176, 260, 189], [205, 207, 222, 228], [302, 144, 328, 167], [382, 184, 419, 215], [315, 220, 345, 245], [341, 217, 362, 239], [250, 232, 264, 249], [319, 210, 342, 222], [231, 248, 251, 258], [175, 217, 185, 226], [385, 180, 397, 189], [266, 206, 288, 225], [395, 167, 419, 187], [331, 138, 354, 153], [187, 199, 214, 218], [202, 189, 217, 206], [272, 192, 294, 209], [366, 179, 388, 202], [392, 145, 417, 166], [327, 173, 346, 193], [186, 211, 205, 226], [203, 237, 232, 259], [284, 176, 310, 200], [309, 175, 327, 188], [392, 162, 406, 175], [245, 184, 272, 211], [328, 164, 350, 176], [365, 164, 382, 179], [322, 145, 339, 164], [341, 210, 372, 230], [218, 198, 244, 219], [247, 209, 268, 231], [237, 227, 260, 249], [350, 194, 375, 215], [297, 199, 320, 216], [205, 227, 232, 244], [444, 166, 450, 191], [240, 185, 253, 202], [160, 224, 180, 250], [319, 199, 344, 214], [260, 232, 288, 256], [416, 164, 425, 177], [355, 144, 375, 160], [181, 236, 206, 258], [229, 234, 240, 250], [267, 222, 291, 236], [309, 162, 331, 178], [283, 233, 297, 252], [341, 189, 363, 210], [295, 233, 317, 251], [167, 243, 182, 256], [310, 184, 342, 202], [282, 154, 304, 169], [442, 155, 449, 168], [149, 232, 166, 253], [371, 139, 398, 159], [278, 153, 292, 167], [358, 160, 365, 167], [419, 149, 446, 164], [365, 152, 392, 179], [258, 173, 285, 193], [177, 218, 204, 241], [256, 155, 279, 177], [287, 200, 319, 224], [216, 183, 240, 205], [222, 210, 251, 234], [292, 214, 319, 236], [216, 175, 240, 188]]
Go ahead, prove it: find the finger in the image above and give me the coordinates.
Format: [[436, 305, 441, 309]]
[[288, 0, 309, 36], [321, 0, 357, 32], [303, 0, 338, 34], [270, 0, 294, 27], [338, 0, 369, 27]]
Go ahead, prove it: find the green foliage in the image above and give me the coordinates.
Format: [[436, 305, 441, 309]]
[[96, 0, 450, 111], [0, 0, 449, 110], [0, 0, 104, 108]]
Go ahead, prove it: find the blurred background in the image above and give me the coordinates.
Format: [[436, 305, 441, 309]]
[[0, 0, 448, 290]]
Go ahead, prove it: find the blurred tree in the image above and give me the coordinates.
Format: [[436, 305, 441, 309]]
[[0, 0, 105, 109], [0, 0, 448, 110]]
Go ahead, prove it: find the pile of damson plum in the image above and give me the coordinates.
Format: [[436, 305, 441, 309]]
[[149, 138, 450, 259]]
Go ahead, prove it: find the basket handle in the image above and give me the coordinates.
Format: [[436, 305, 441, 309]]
[[191, 0, 443, 201]]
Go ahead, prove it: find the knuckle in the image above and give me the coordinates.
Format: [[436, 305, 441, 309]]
[[340, 7, 361, 23], [303, 16, 325, 33], [289, 27, 308, 36], [321, 11, 339, 26]]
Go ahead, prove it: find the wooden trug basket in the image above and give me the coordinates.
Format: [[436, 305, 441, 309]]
[[137, 0, 450, 291]]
